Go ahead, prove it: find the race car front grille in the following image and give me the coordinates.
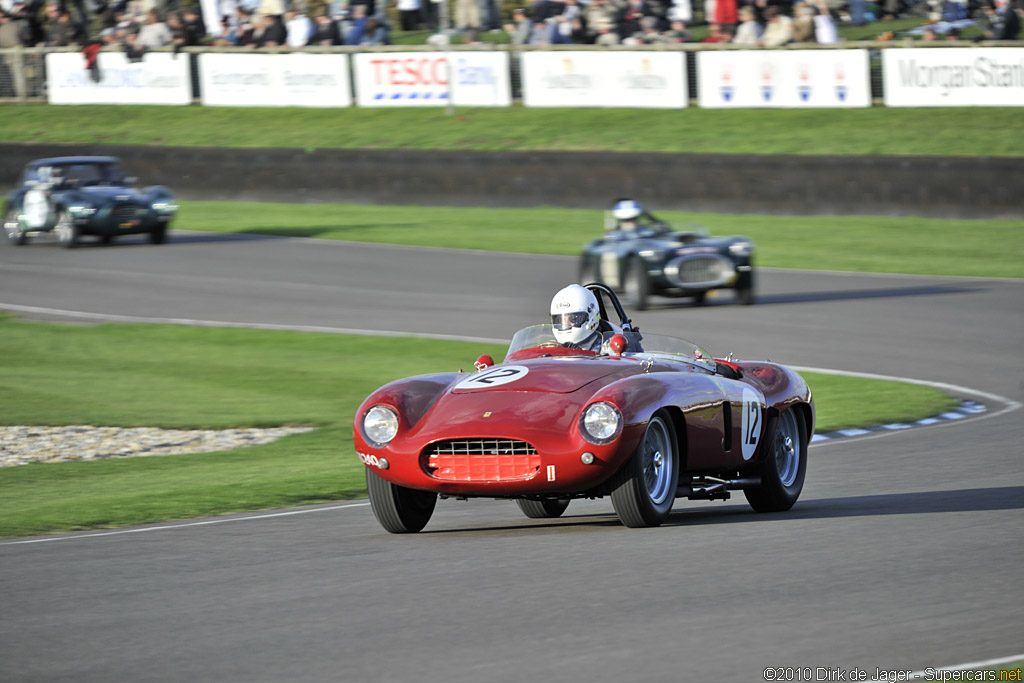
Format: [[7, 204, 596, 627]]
[[424, 439, 540, 482], [665, 255, 734, 289], [111, 204, 140, 220]]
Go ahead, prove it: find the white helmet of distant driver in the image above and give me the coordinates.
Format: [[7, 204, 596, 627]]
[[550, 284, 600, 346], [612, 199, 643, 221]]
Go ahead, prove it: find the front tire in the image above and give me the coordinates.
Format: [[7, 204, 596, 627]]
[[735, 270, 755, 306], [55, 210, 78, 249], [4, 209, 26, 246], [744, 408, 807, 513], [610, 413, 678, 528], [150, 225, 167, 245], [623, 256, 650, 311], [366, 469, 437, 533], [516, 498, 570, 519]]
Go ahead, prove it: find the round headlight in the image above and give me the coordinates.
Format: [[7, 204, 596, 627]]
[[580, 402, 622, 445], [363, 405, 399, 447]]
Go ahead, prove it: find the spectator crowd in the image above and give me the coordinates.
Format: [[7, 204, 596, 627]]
[[0, 0, 1020, 52]]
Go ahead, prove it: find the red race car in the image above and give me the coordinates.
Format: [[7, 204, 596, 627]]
[[354, 284, 814, 533]]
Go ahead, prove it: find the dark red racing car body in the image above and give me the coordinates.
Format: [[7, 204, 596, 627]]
[[354, 285, 814, 533]]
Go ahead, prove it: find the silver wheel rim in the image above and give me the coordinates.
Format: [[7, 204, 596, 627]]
[[641, 418, 674, 505], [624, 264, 641, 304], [775, 411, 801, 488]]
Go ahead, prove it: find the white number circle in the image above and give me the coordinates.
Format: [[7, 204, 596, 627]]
[[740, 387, 762, 461], [455, 365, 529, 390], [24, 190, 49, 229]]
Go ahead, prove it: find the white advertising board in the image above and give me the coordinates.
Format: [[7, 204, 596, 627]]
[[200, 53, 352, 107], [521, 51, 688, 108], [47, 52, 191, 105], [353, 52, 511, 107], [883, 47, 1024, 107], [697, 49, 870, 108]]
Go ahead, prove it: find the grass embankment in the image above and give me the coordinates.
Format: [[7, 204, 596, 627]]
[[0, 314, 958, 538], [3, 104, 1024, 156], [180, 202, 1024, 279]]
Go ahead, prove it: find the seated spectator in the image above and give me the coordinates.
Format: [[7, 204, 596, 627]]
[[583, 0, 616, 40], [665, 18, 690, 41], [759, 6, 792, 46], [360, 13, 389, 44], [504, 6, 531, 44], [627, 14, 666, 43], [702, 20, 730, 41], [181, 8, 205, 44], [528, 16, 551, 44], [45, 5, 83, 46], [285, 3, 312, 46], [344, 3, 367, 43], [732, 5, 760, 44], [616, 0, 647, 39], [309, 8, 341, 44], [256, 12, 286, 45], [122, 28, 145, 59], [593, 20, 619, 44], [137, 8, 172, 48], [791, 1, 815, 42], [984, 0, 1020, 40]]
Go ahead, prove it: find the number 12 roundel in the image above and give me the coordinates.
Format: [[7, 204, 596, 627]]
[[455, 365, 530, 390], [740, 386, 762, 461]]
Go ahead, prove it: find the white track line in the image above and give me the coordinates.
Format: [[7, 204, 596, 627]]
[[867, 652, 1024, 682], [0, 502, 370, 547]]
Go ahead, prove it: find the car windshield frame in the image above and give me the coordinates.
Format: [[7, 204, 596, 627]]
[[506, 325, 717, 371], [27, 162, 126, 187]]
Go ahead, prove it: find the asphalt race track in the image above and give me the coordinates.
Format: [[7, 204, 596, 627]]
[[1, 231, 1022, 683]]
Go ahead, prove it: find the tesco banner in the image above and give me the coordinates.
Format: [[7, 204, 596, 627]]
[[521, 51, 688, 108], [47, 52, 190, 105], [199, 53, 352, 107], [697, 50, 870, 108], [353, 52, 511, 107], [883, 48, 1024, 107]]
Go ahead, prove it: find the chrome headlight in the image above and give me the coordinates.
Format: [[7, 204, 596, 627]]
[[580, 402, 622, 445], [152, 201, 178, 213], [362, 405, 399, 447], [728, 241, 754, 257]]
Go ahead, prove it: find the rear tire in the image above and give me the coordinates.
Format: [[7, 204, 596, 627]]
[[4, 209, 26, 246], [623, 256, 650, 311], [516, 498, 570, 519], [744, 409, 807, 513], [366, 469, 437, 533], [610, 413, 678, 528]]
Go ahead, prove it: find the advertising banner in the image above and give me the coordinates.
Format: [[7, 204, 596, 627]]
[[883, 47, 1024, 106], [353, 52, 511, 107], [199, 53, 352, 107], [47, 52, 191, 105], [697, 49, 870, 108], [521, 51, 688, 108]]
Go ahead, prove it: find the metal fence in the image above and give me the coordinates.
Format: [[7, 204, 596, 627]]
[[2, 41, 1021, 104]]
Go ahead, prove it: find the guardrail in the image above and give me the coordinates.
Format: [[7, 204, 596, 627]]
[[3, 42, 1024, 106]]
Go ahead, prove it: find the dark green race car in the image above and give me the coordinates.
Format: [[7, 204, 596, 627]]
[[3, 156, 178, 248]]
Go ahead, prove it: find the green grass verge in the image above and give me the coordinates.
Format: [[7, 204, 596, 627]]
[[180, 201, 1024, 278], [3, 104, 1024, 156], [0, 315, 959, 537]]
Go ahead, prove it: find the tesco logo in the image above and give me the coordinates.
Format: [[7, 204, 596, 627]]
[[370, 57, 448, 87]]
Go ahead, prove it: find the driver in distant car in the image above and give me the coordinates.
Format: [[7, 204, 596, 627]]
[[608, 198, 669, 238], [550, 284, 622, 353]]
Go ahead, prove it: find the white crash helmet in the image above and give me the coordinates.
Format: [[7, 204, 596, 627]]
[[550, 284, 600, 345], [612, 199, 643, 221]]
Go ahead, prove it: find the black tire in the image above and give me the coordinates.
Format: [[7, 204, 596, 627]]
[[516, 498, 570, 519], [365, 468, 437, 534], [4, 209, 27, 246], [100, 235, 114, 245], [55, 210, 78, 249], [623, 256, 650, 311], [744, 408, 807, 513], [692, 291, 707, 306], [610, 413, 679, 528], [735, 270, 755, 306], [149, 225, 167, 245]]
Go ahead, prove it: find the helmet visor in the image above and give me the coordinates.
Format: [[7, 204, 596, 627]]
[[551, 311, 590, 331]]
